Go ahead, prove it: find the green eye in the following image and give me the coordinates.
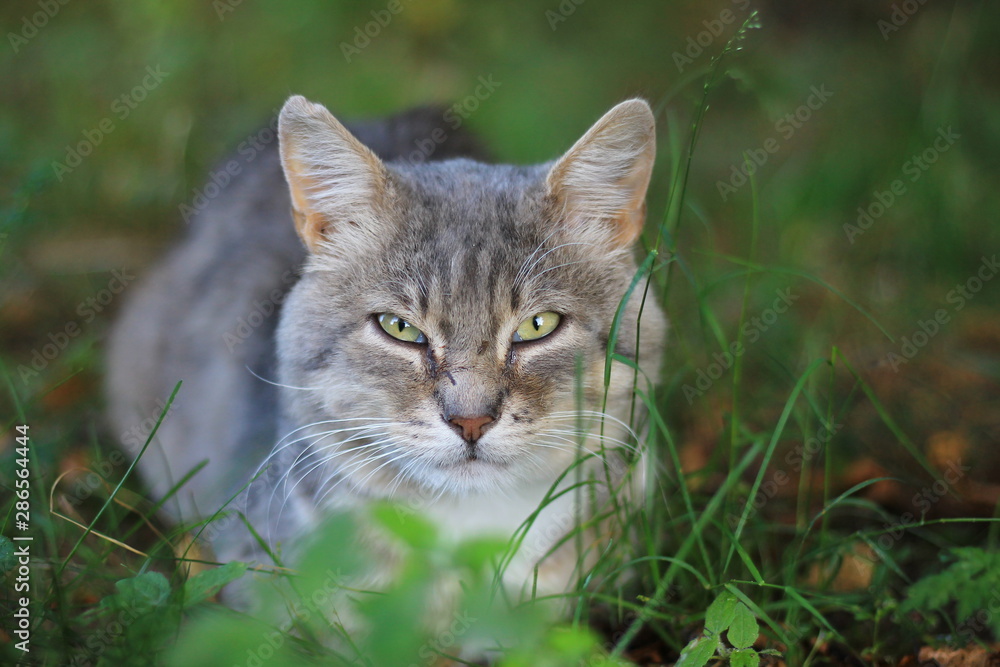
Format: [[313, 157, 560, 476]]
[[377, 313, 427, 344], [513, 311, 561, 343]]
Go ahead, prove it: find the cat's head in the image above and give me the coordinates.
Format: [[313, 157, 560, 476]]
[[274, 95, 665, 497]]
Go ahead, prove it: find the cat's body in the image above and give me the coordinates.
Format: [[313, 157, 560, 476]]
[[107, 97, 666, 603]]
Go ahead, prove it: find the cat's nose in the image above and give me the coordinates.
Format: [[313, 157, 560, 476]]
[[446, 414, 495, 443]]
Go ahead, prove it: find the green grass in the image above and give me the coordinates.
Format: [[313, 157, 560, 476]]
[[3, 1, 1000, 665]]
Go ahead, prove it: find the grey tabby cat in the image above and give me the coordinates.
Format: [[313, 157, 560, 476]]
[[106, 95, 666, 602]]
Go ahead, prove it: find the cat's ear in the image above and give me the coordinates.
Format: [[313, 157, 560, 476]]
[[545, 99, 656, 248], [278, 95, 391, 253]]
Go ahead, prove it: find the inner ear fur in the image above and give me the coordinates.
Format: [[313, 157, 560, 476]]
[[545, 99, 657, 247], [278, 95, 391, 253]]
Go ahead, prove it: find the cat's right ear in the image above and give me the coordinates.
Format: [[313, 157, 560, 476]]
[[545, 99, 656, 249], [278, 95, 391, 253]]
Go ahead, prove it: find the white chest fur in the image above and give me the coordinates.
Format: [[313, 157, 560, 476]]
[[421, 478, 584, 596]]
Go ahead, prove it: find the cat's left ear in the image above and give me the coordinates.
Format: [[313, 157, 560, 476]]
[[545, 99, 656, 247], [278, 95, 391, 253]]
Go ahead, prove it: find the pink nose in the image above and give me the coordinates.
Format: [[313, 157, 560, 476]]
[[448, 415, 495, 443]]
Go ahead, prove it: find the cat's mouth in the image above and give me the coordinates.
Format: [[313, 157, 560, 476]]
[[445, 451, 509, 469]]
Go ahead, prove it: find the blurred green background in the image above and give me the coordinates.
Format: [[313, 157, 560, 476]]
[[2, 0, 999, 510], [3, 1, 1000, 662], [0, 0, 1000, 468]]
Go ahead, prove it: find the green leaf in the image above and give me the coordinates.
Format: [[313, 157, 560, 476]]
[[183, 561, 248, 607], [730, 648, 761, 667], [452, 536, 508, 574], [295, 512, 362, 596], [604, 249, 657, 386], [900, 547, 1000, 637], [705, 590, 739, 634], [167, 609, 308, 667], [0, 535, 15, 573], [372, 501, 439, 550], [106, 572, 171, 613], [361, 575, 432, 667], [674, 635, 719, 667], [548, 625, 601, 658], [727, 603, 759, 650]]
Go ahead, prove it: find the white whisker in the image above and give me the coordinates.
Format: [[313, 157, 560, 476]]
[[244, 365, 321, 391]]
